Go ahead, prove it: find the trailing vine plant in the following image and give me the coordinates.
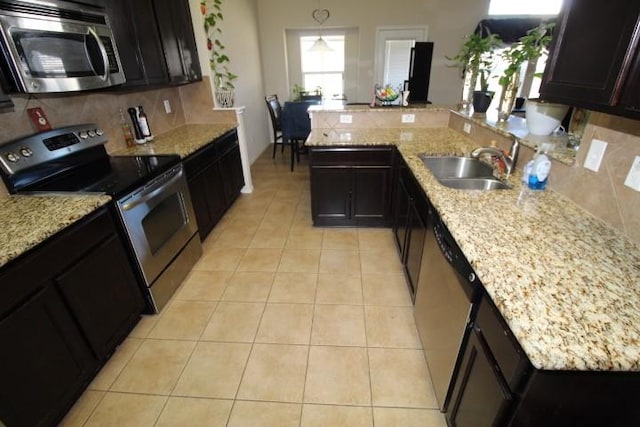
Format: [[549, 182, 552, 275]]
[[200, 0, 237, 90]]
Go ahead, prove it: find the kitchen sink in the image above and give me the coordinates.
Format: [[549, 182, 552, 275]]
[[420, 155, 511, 190]]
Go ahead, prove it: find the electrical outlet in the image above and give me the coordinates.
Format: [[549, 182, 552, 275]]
[[339, 114, 352, 124], [163, 99, 172, 114], [401, 114, 415, 123], [583, 139, 608, 172], [624, 156, 640, 191], [463, 123, 472, 134]]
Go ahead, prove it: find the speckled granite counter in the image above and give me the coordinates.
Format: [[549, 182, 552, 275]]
[[0, 195, 111, 268], [112, 123, 237, 158], [310, 127, 640, 372], [308, 102, 456, 113]]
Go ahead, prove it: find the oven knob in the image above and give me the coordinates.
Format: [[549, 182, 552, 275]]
[[95, 128, 104, 136], [87, 130, 96, 138], [79, 131, 89, 139], [5, 152, 19, 162], [19, 147, 33, 157]]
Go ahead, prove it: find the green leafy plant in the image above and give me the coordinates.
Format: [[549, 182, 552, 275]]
[[498, 22, 554, 88], [448, 32, 502, 91], [201, 0, 237, 90]]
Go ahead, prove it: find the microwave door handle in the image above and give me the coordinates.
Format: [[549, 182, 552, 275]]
[[87, 27, 109, 81]]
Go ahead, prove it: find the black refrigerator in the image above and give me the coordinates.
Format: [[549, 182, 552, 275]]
[[405, 41, 434, 103]]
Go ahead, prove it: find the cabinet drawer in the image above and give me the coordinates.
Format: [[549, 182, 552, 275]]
[[477, 296, 529, 389], [215, 130, 239, 156], [310, 147, 394, 166]]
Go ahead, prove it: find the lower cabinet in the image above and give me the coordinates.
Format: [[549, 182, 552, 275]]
[[0, 207, 144, 427], [309, 146, 395, 227], [184, 129, 243, 240]]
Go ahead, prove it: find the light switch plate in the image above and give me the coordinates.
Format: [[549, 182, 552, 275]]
[[583, 139, 608, 172], [339, 114, 352, 124], [401, 114, 415, 123], [463, 123, 472, 134], [624, 156, 640, 191], [163, 99, 172, 114]]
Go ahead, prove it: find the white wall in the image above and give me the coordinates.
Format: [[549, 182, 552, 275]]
[[188, 0, 270, 162], [256, 0, 490, 104]]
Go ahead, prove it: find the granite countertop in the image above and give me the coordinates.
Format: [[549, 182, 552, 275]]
[[112, 123, 237, 159], [310, 127, 640, 372], [307, 102, 456, 113], [0, 195, 111, 268]]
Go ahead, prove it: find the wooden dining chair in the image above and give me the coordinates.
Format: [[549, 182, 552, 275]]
[[265, 95, 284, 158]]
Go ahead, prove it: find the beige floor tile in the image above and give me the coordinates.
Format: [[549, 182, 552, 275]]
[[315, 274, 363, 304], [222, 271, 274, 302], [89, 338, 143, 391], [269, 272, 317, 303], [323, 228, 360, 250], [59, 390, 105, 426], [173, 342, 251, 398], [365, 306, 422, 348], [175, 270, 232, 301], [110, 339, 195, 395], [263, 200, 296, 223], [195, 247, 245, 271], [127, 314, 159, 339], [84, 392, 167, 427], [311, 304, 366, 346], [255, 303, 313, 344], [362, 273, 413, 306], [227, 401, 301, 427], [285, 229, 324, 250], [212, 227, 256, 248], [155, 397, 232, 427], [304, 346, 371, 405], [358, 228, 397, 252], [369, 348, 437, 408], [148, 300, 216, 340], [277, 248, 321, 273], [373, 407, 447, 427], [360, 248, 403, 274], [319, 250, 361, 274], [274, 189, 303, 202], [236, 248, 282, 272], [237, 343, 308, 402], [301, 404, 373, 427], [201, 302, 264, 342], [249, 222, 290, 248]]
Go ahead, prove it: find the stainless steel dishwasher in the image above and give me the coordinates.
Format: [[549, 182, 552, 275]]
[[414, 207, 480, 412]]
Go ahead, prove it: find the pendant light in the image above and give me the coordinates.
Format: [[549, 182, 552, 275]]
[[309, 7, 333, 52]]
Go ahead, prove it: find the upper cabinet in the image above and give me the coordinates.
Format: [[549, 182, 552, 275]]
[[105, 0, 201, 89], [539, 0, 640, 119]]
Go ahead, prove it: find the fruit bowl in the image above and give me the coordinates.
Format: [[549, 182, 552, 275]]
[[375, 85, 400, 106]]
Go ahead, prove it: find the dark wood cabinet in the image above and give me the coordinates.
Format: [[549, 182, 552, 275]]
[[309, 146, 395, 227], [106, 0, 201, 88], [393, 157, 428, 300], [0, 68, 12, 108], [152, 0, 202, 84], [540, 0, 640, 119], [184, 129, 243, 240], [0, 208, 143, 427]]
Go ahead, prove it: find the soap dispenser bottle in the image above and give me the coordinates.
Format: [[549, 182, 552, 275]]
[[527, 142, 554, 190]]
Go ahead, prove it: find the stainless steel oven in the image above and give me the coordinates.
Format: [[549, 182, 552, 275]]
[[0, 124, 201, 313], [0, 0, 125, 93], [116, 163, 201, 312]]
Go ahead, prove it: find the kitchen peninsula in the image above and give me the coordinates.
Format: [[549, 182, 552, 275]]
[[307, 105, 640, 425]]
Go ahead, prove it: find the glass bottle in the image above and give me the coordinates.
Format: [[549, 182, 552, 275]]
[[137, 105, 153, 141], [119, 108, 135, 147]]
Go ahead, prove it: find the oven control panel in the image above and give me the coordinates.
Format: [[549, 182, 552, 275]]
[[0, 124, 107, 175]]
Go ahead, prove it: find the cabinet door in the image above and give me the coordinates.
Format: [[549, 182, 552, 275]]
[[188, 164, 226, 240], [152, 0, 202, 84], [310, 167, 351, 226], [620, 47, 640, 113], [0, 287, 96, 427], [56, 234, 144, 360], [105, 0, 169, 87], [220, 144, 244, 205], [352, 166, 393, 225], [404, 197, 427, 300], [446, 328, 513, 427], [393, 172, 410, 260], [540, 0, 640, 107]]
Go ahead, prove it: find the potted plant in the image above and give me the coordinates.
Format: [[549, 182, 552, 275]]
[[201, 0, 238, 107], [497, 22, 554, 121], [448, 32, 502, 112]]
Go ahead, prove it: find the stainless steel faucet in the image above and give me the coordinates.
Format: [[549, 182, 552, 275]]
[[470, 138, 520, 176]]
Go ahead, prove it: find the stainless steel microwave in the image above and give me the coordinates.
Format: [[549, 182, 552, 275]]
[[0, 0, 125, 93]]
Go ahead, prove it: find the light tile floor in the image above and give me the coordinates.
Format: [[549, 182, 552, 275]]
[[61, 147, 447, 427]]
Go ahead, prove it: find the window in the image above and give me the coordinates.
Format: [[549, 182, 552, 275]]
[[300, 35, 345, 99], [489, 0, 562, 16]]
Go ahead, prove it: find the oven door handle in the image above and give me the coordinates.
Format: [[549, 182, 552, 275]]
[[120, 168, 183, 212], [87, 26, 109, 82]]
